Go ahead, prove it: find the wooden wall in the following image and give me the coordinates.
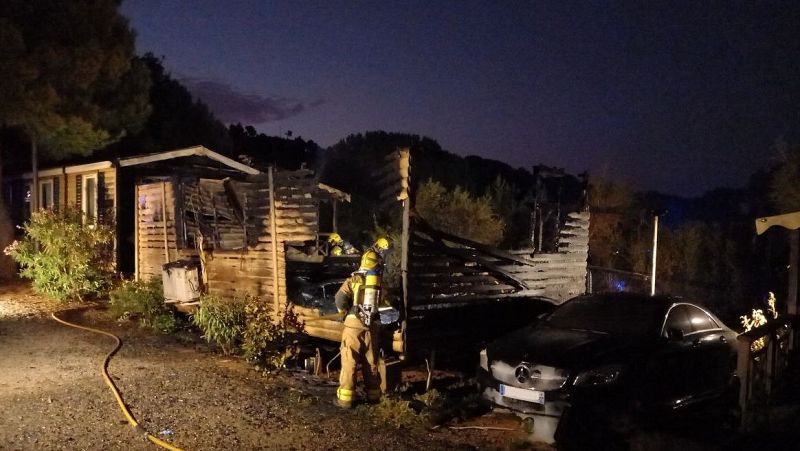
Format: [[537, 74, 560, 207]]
[[5, 165, 116, 227], [136, 180, 184, 279], [64, 167, 116, 218], [135, 168, 321, 308], [505, 211, 590, 300], [272, 169, 319, 242], [406, 211, 589, 310]]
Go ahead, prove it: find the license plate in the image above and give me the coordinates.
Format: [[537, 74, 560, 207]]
[[499, 384, 545, 404]]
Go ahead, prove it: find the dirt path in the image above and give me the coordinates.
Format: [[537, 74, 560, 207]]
[[0, 283, 533, 450]]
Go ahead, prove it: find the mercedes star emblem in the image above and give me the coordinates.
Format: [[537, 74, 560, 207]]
[[515, 364, 531, 384]]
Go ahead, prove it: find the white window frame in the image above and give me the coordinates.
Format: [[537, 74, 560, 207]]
[[82, 173, 98, 223], [39, 179, 54, 210]]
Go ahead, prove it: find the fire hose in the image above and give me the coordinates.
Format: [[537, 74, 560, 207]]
[[51, 311, 184, 451]]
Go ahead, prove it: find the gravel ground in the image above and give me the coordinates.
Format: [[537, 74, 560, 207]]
[[0, 281, 535, 451], [13, 280, 793, 451]]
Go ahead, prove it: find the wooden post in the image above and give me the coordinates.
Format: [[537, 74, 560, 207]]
[[161, 181, 169, 264], [425, 349, 436, 391], [789, 230, 799, 315], [736, 336, 751, 431], [31, 139, 38, 214], [268, 166, 280, 314], [134, 185, 139, 280], [650, 214, 659, 296], [332, 199, 338, 233], [400, 153, 411, 357]]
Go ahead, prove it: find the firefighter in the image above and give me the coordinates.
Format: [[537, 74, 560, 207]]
[[328, 232, 357, 256], [334, 237, 390, 408]]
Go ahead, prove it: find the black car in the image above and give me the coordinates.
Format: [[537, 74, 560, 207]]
[[478, 293, 739, 445]]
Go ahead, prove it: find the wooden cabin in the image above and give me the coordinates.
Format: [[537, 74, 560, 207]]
[[4, 146, 352, 312], [4, 146, 260, 273], [133, 166, 351, 308]]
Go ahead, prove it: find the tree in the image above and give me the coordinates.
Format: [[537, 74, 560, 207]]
[[0, 0, 151, 277], [415, 178, 505, 245], [229, 122, 319, 170], [105, 54, 230, 156], [587, 175, 637, 270], [0, 0, 151, 156]]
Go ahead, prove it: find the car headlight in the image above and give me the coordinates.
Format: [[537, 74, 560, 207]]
[[479, 349, 488, 371], [573, 364, 624, 387]]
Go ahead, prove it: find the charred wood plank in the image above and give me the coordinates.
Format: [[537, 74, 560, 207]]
[[413, 219, 537, 266], [409, 283, 518, 296]]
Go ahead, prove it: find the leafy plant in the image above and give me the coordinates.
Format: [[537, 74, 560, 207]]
[[365, 396, 428, 429], [4, 207, 113, 301], [193, 294, 247, 354], [415, 178, 505, 245], [242, 299, 305, 372], [109, 278, 177, 333]]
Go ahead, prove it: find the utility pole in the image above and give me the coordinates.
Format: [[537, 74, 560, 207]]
[[650, 213, 659, 296]]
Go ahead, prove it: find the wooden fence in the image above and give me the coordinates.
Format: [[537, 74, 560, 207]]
[[736, 315, 800, 431]]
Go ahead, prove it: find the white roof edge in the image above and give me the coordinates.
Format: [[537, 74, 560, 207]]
[[197, 147, 261, 175], [21, 161, 113, 179], [118, 145, 260, 175]]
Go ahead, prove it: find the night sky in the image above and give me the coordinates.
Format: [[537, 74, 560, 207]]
[[121, 1, 800, 197]]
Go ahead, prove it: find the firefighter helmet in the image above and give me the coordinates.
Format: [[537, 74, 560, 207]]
[[374, 237, 390, 251], [373, 237, 390, 259], [328, 233, 342, 245], [331, 246, 343, 256], [359, 250, 381, 271]]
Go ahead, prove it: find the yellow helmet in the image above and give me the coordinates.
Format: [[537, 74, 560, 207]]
[[328, 233, 342, 244], [374, 237, 390, 251], [331, 246, 343, 256], [359, 250, 381, 271]]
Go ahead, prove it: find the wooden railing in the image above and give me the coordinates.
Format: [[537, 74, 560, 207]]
[[736, 315, 799, 430]]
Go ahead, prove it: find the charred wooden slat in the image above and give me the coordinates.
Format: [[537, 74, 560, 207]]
[[407, 290, 548, 307], [409, 283, 518, 296], [409, 274, 501, 284], [413, 219, 539, 267]]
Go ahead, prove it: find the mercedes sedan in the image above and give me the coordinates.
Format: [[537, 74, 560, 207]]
[[478, 293, 739, 445]]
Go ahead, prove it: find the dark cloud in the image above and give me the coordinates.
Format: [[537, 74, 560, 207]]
[[180, 77, 325, 124]]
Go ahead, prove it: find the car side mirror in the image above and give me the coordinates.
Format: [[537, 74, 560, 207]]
[[667, 327, 685, 341]]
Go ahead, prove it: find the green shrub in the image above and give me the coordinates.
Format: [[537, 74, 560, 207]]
[[4, 207, 113, 301], [361, 395, 428, 429], [193, 294, 247, 354], [415, 178, 505, 246], [109, 278, 177, 333], [242, 299, 305, 372]]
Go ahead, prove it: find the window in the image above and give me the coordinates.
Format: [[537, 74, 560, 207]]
[[662, 305, 692, 338], [39, 179, 54, 210], [82, 173, 98, 222], [684, 304, 719, 333]]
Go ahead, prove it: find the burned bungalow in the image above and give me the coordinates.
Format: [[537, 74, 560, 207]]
[[4, 146, 353, 312]]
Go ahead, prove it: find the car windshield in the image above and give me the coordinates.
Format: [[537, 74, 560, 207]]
[[545, 295, 664, 336]]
